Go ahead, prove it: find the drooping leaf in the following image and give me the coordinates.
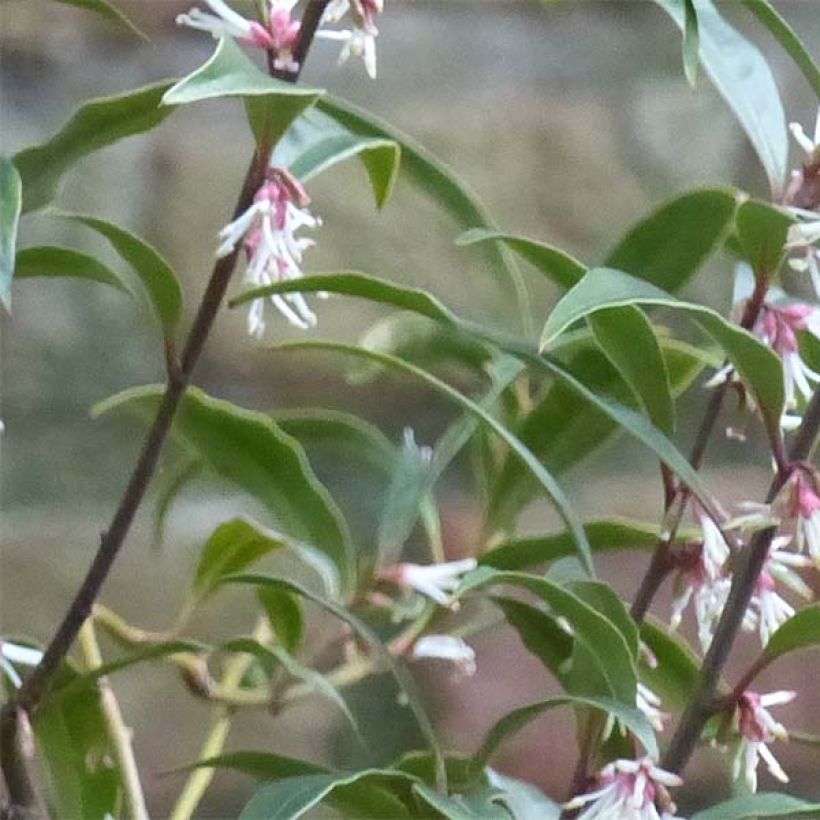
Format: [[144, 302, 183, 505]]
[[459, 568, 637, 703], [734, 199, 794, 274], [691, 793, 820, 820], [540, 267, 784, 422], [33, 663, 121, 820], [257, 586, 304, 653], [0, 157, 22, 310], [92, 385, 354, 596], [52, 212, 183, 335], [486, 770, 561, 820], [14, 246, 129, 292], [762, 604, 820, 664], [14, 81, 174, 213], [49, 0, 147, 39], [163, 38, 320, 149], [741, 0, 820, 98], [652, 0, 787, 196], [604, 189, 738, 292], [191, 517, 290, 603], [682, 0, 700, 86], [222, 573, 445, 789], [474, 695, 657, 769], [288, 134, 400, 209]]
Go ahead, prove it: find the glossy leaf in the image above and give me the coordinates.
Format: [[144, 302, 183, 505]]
[[14, 81, 174, 213], [763, 604, 820, 664], [269, 340, 593, 575], [222, 573, 445, 788], [92, 385, 354, 595], [691, 793, 820, 820], [459, 567, 637, 702], [191, 517, 290, 603], [53, 212, 183, 334], [653, 0, 787, 196], [164, 38, 320, 148], [682, 0, 700, 87], [14, 246, 128, 292], [289, 134, 400, 209], [604, 189, 737, 291], [741, 0, 820, 97], [540, 267, 784, 421], [475, 695, 657, 768], [0, 157, 22, 310], [571, 581, 638, 658], [50, 0, 147, 38], [33, 663, 121, 820], [257, 586, 304, 653], [734, 199, 794, 273]]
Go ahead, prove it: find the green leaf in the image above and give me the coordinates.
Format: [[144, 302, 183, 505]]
[[763, 604, 820, 664], [191, 517, 289, 603], [682, 0, 700, 87], [92, 385, 354, 596], [412, 782, 507, 820], [571, 581, 639, 658], [289, 134, 400, 209], [33, 663, 121, 820], [222, 573, 445, 789], [734, 199, 794, 274], [604, 189, 738, 292], [163, 38, 320, 148], [691, 793, 820, 820], [0, 157, 22, 310], [257, 586, 304, 653], [269, 340, 593, 575], [460, 568, 637, 703], [475, 695, 657, 769], [481, 519, 668, 571], [52, 212, 183, 334], [222, 638, 358, 733], [240, 771, 415, 820], [486, 770, 561, 820], [456, 230, 586, 290], [179, 750, 324, 780], [741, 0, 820, 98], [315, 98, 532, 331], [14, 246, 129, 292], [639, 619, 702, 711], [50, 0, 148, 39], [152, 458, 202, 549], [53, 641, 207, 698], [14, 81, 174, 213], [540, 267, 784, 422], [653, 0, 787, 196]]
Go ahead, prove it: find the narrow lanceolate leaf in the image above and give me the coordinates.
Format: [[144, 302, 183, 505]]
[[691, 793, 820, 820], [734, 199, 794, 274], [653, 0, 788, 197], [221, 573, 446, 790], [314, 97, 532, 331], [288, 134, 400, 209], [762, 604, 820, 664], [50, 0, 148, 39], [52, 212, 183, 334], [257, 586, 304, 653], [540, 267, 784, 421], [163, 38, 320, 148], [639, 620, 703, 711], [14, 246, 129, 292], [480, 519, 668, 571], [92, 385, 354, 596], [459, 567, 637, 703], [0, 157, 22, 310], [605, 188, 737, 291], [487, 770, 561, 820], [270, 340, 594, 575], [741, 0, 820, 98], [14, 81, 174, 213], [191, 517, 290, 603], [475, 695, 657, 769], [682, 0, 700, 86]]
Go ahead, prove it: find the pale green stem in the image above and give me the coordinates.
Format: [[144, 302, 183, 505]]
[[77, 620, 149, 820]]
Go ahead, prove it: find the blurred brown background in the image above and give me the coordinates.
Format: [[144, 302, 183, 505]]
[[2, 0, 819, 815]]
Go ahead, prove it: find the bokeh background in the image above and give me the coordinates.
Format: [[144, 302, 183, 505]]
[[2, 0, 820, 815]]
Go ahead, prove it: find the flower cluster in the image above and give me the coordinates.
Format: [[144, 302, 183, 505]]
[[217, 167, 320, 335], [316, 0, 384, 79]]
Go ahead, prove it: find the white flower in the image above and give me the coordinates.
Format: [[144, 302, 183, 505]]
[[218, 169, 320, 334], [636, 683, 668, 733], [411, 635, 476, 677], [732, 690, 795, 792], [789, 107, 820, 160], [774, 467, 820, 563], [0, 640, 44, 689], [316, 27, 378, 78], [380, 558, 477, 608], [563, 757, 683, 820]]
